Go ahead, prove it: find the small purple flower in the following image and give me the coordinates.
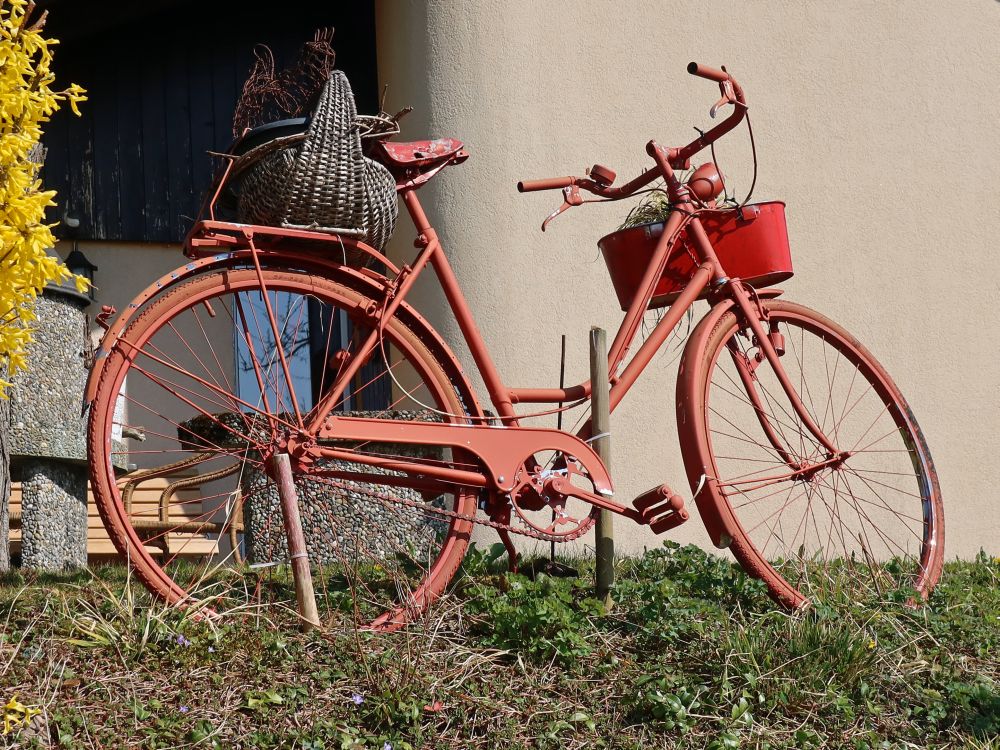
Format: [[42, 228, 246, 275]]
[[208, 646, 215, 653], [383, 743, 392, 750], [350, 693, 364, 706], [179, 705, 190, 714], [175, 634, 192, 647]]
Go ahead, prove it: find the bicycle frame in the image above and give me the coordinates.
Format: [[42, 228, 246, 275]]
[[82, 61, 946, 625], [90, 61, 844, 523], [314, 188, 704, 427], [276, 140, 841, 513]]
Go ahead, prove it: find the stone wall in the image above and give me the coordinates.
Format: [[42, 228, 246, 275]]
[[242, 457, 449, 565], [234, 411, 449, 565]]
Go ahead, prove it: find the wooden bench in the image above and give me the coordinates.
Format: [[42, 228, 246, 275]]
[[9, 476, 223, 561]]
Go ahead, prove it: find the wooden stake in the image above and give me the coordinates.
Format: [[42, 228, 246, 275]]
[[589, 327, 614, 609], [271, 453, 321, 632], [552, 333, 567, 564]]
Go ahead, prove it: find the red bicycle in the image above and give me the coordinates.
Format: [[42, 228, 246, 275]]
[[85, 63, 943, 629]]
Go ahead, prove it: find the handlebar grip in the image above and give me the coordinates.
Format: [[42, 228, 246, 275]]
[[687, 62, 730, 83], [517, 176, 575, 193]]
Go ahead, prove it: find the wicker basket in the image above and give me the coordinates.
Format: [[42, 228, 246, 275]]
[[235, 70, 398, 254]]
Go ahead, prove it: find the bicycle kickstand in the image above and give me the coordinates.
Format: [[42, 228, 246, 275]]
[[497, 528, 520, 573]]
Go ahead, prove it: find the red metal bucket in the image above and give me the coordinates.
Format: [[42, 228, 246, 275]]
[[598, 201, 793, 311]]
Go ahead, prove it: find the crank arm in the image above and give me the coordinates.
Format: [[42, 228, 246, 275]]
[[546, 476, 630, 517], [547, 476, 692, 535], [547, 476, 689, 535]]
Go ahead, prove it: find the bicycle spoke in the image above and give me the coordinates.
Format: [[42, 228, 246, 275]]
[[695, 301, 940, 608], [88, 269, 480, 630]]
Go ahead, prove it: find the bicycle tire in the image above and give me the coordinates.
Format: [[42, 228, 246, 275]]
[[678, 299, 944, 608], [87, 267, 479, 630]]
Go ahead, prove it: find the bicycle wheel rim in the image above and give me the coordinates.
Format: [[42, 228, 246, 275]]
[[87, 268, 478, 630], [694, 300, 943, 606]]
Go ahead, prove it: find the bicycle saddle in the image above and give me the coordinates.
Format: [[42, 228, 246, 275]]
[[377, 138, 464, 167]]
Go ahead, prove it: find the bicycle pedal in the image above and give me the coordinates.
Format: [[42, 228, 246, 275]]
[[632, 484, 690, 534]]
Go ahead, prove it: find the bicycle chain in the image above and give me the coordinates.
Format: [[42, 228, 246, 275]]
[[322, 476, 597, 543]]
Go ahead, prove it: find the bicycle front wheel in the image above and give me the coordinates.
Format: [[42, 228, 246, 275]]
[[680, 299, 944, 608], [87, 267, 479, 630]]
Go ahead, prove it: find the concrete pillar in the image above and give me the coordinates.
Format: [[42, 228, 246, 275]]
[[374, 0, 682, 554], [9, 286, 91, 569], [19, 460, 88, 569]]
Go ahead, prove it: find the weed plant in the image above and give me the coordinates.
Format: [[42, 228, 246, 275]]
[[0, 543, 996, 748]]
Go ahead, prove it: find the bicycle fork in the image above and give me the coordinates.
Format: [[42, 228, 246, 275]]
[[722, 280, 849, 480]]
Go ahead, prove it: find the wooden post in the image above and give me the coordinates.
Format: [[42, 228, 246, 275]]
[[551, 333, 567, 564], [589, 327, 614, 609], [271, 453, 321, 632]]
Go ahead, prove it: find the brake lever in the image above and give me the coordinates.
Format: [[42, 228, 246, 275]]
[[709, 80, 737, 119], [541, 185, 583, 231]]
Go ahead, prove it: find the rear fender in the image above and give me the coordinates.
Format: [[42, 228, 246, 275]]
[[83, 251, 486, 423]]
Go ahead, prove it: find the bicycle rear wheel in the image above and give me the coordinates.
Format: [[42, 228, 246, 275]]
[[680, 299, 943, 607], [87, 267, 479, 630]]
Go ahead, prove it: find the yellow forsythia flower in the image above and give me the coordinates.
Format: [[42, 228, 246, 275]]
[[0, 0, 87, 397], [2, 694, 41, 735]]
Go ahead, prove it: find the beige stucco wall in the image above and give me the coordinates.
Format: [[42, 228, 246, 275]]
[[70, 241, 186, 322], [376, 0, 1000, 558]]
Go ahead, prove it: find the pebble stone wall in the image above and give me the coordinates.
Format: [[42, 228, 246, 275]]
[[242, 457, 450, 565], [8, 293, 88, 462], [8, 289, 90, 569], [239, 411, 449, 565], [18, 460, 88, 569]]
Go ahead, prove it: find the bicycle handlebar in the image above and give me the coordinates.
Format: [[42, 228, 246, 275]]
[[671, 61, 747, 166], [517, 176, 576, 193], [518, 62, 747, 203], [687, 61, 730, 82]]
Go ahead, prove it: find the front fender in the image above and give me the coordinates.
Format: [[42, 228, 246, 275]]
[[83, 251, 486, 423], [675, 288, 784, 547]]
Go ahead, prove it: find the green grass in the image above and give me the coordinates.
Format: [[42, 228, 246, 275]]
[[0, 543, 997, 749]]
